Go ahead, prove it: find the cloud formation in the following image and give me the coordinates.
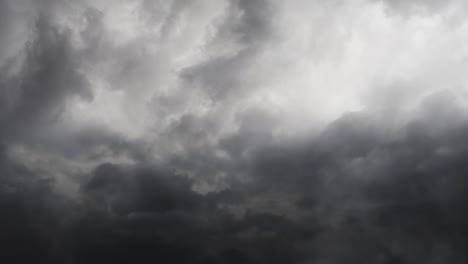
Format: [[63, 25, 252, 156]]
[[2, 0, 468, 263]]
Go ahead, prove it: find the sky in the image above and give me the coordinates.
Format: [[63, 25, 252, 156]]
[[2, 0, 468, 263]]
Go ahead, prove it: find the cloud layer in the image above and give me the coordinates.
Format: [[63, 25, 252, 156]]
[[2, 0, 468, 263]]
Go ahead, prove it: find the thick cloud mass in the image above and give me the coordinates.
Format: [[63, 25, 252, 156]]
[[2, 0, 468, 263]]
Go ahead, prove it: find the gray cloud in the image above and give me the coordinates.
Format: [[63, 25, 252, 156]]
[[2, 0, 468, 263], [0, 1, 91, 142], [377, 0, 453, 15], [4, 96, 468, 263]]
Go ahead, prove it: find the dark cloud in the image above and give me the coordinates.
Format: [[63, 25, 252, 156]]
[[2, 0, 468, 263], [0, 161, 313, 264], [4, 94, 468, 263], [0, 146, 73, 263], [0, 5, 91, 142], [252, 96, 468, 263]]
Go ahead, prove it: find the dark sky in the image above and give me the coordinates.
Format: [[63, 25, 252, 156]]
[[2, 0, 468, 263]]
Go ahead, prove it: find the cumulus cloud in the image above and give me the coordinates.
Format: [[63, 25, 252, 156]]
[[2, 0, 468, 263]]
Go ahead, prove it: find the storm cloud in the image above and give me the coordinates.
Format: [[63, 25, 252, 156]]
[[2, 0, 468, 263]]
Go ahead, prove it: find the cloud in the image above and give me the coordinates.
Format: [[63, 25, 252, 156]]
[[0, 161, 312, 264], [0, 0, 92, 142], [4, 92, 468, 263], [377, 0, 455, 16], [2, 0, 468, 263]]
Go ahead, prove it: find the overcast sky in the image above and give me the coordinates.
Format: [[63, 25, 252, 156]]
[[2, 0, 468, 263]]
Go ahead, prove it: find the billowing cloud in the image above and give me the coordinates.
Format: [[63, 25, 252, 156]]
[[2, 0, 468, 263]]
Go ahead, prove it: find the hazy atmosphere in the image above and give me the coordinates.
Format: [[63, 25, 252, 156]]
[[2, 0, 468, 263]]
